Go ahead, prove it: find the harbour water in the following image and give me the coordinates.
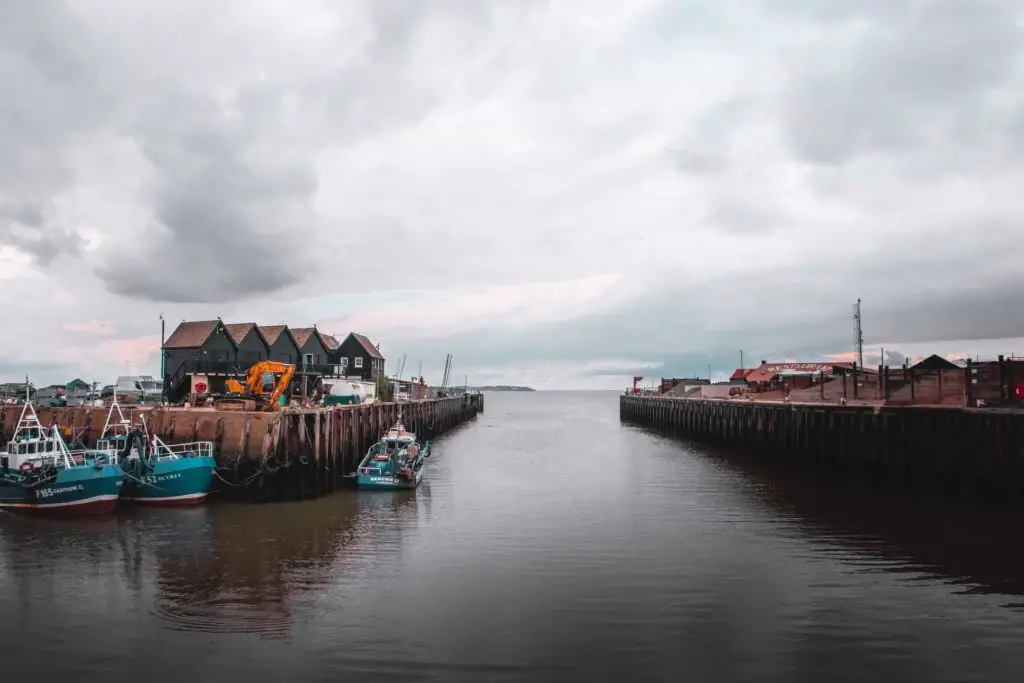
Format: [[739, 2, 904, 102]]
[[2, 391, 1024, 681]]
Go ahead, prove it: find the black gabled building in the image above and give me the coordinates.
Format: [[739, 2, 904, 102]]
[[162, 319, 238, 400], [258, 325, 301, 365], [332, 332, 386, 381], [224, 323, 270, 365], [290, 327, 331, 368]]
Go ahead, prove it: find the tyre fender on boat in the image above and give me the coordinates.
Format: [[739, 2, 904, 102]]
[[19, 461, 34, 474]]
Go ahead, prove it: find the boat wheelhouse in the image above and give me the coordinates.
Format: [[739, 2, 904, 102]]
[[355, 417, 430, 490], [97, 394, 216, 506], [0, 385, 124, 516]]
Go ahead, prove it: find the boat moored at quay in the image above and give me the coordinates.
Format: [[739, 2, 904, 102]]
[[355, 418, 431, 490], [0, 390, 124, 517], [96, 394, 216, 506]]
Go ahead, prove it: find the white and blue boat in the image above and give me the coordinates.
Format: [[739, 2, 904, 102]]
[[0, 387, 124, 517], [97, 395, 216, 506], [355, 418, 430, 490]]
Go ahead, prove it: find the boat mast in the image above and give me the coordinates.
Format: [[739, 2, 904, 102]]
[[99, 388, 131, 439]]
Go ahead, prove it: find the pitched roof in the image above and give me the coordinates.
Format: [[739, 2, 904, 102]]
[[730, 368, 753, 380], [258, 325, 293, 346], [224, 322, 260, 346], [348, 332, 384, 360], [290, 327, 327, 349], [744, 362, 852, 383], [164, 320, 221, 349], [322, 334, 340, 350], [910, 354, 960, 371]]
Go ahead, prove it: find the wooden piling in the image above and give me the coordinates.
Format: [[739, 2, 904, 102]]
[[0, 394, 484, 503], [620, 394, 1024, 503]]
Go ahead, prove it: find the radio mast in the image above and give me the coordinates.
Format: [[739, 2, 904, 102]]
[[852, 299, 864, 368]]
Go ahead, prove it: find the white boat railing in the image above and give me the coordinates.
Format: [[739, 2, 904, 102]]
[[4, 388, 78, 470], [150, 436, 213, 461]]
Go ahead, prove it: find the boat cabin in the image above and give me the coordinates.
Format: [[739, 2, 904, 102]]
[[1, 401, 75, 472]]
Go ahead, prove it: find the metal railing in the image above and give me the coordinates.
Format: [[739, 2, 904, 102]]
[[152, 437, 213, 461]]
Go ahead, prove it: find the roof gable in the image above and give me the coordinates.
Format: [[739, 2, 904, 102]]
[[911, 354, 960, 370], [224, 322, 259, 346], [290, 327, 329, 351], [258, 325, 298, 348], [164, 320, 226, 349], [322, 334, 340, 350], [346, 332, 385, 359]]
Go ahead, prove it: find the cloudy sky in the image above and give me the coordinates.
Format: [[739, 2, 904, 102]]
[[2, 0, 1024, 390]]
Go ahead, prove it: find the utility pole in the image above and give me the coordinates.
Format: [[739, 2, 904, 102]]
[[739, 350, 744, 370], [708, 363, 712, 382], [159, 313, 166, 403]]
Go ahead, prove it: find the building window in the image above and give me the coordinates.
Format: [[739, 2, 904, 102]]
[[304, 353, 314, 366], [341, 357, 348, 369], [354, 357, 363, 369]]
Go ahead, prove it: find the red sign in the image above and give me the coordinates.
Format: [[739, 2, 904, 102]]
[[194, 382, 208, 394], [1014, 384, 1024, 399]]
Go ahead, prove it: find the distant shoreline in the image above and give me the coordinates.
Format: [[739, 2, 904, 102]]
[[474, 386, 535, 392]]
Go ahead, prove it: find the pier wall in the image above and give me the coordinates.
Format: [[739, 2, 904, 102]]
[[620, 395, 1024, 503], [1, 394, 484, 502]]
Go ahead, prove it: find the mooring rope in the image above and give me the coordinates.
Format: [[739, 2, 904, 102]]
[[212, 467, 264, 488]]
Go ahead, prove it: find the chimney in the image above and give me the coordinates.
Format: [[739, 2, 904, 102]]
[[760, 359, 766, 366]]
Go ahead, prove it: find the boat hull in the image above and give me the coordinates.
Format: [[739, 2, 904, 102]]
[[0, 465, 124, 517], [121, 456, 216, 505], [356, 466, 424, 490]]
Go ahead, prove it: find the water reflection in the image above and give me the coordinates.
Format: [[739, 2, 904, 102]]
[[144, 491, 422, 639], [693, 441, 1024, 607]]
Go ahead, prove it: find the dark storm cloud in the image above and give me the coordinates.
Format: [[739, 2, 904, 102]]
[[4, 0, 522, 303], [94, 88, 315, 302]]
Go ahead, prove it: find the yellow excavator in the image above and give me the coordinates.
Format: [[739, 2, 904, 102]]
[[214, 361, 296, 411]]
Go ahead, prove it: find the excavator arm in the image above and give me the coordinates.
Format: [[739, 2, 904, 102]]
[[216, 361, 296, 411], [265, 363, 295, 407]]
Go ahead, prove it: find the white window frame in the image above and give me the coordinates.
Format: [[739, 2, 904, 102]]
[[341, 357, 349, 368], [354, 357, 363, 369]]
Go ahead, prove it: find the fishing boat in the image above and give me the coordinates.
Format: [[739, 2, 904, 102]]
[[96, 394, 216, 505], [355, 417, 430, 490], [0, 387, 124, 516]]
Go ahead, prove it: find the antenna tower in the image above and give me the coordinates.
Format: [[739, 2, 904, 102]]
[[852, 298, 864, 368]]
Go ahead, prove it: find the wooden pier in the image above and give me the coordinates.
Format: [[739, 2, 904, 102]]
[[0, 394, 484, 502], [620, 395, 1024, 503]]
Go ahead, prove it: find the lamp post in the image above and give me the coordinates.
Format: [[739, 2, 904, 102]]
[[159, 313, 166, 403]]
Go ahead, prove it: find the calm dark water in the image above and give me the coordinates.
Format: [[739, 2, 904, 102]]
[[3, 391, 1024, 682]]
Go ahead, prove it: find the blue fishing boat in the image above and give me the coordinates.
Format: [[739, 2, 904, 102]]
[[355, 417, 430, 490], [0, 386, 124, 517], [96, 395, 216, 506]]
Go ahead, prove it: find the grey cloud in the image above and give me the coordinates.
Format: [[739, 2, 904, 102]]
[[706, 194, 789, 236], [393, 247, 1024, 377], [0, 355, 74, 383], [0, 1, 105, 266], [782, 0, 1023, 165], [669, 98, 759, 174], [1, 201, 84, 266], [95, 87, 316, 302], [6, 0, 522, 303]]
